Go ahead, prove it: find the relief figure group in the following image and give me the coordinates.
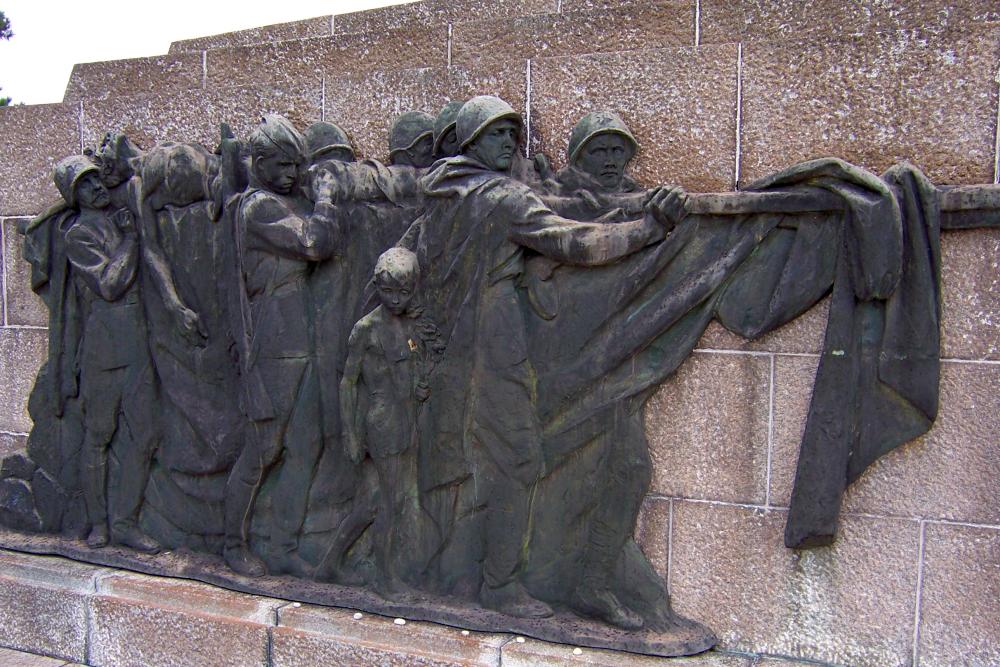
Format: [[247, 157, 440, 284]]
[[5, 92, 974, 644]]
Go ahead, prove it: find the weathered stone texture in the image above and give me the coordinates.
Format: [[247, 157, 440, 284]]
[[0, 329, 47, 434], [918, 522, 1000, 667], [634, 497, 670, 581], [669, 503, 919, 666], [0, 432, 27, 460], [168, 16, 333, 53], [324, 61, 526, 162], [204, 27, 447, 92], [272, 603, 507, 666], [0, 646, 78, 666], [771, 357, 1000, 526], [645, 352, 770, 504], [80, 84, 322, 154], [0, 104, 79, 218], [333, 0, 558, 35], [701, 0, 1000, 44], [940, 228, 1000, 360], [530, 45, 738, 191], [501, 638, 750, 666], [450, 4, 693, 69], [63, 53, 203, 104], [0, 551, 105, 662], [89, 572, 280, 667], [741, 29, 1000, 186], [4, 218, 48, 327]]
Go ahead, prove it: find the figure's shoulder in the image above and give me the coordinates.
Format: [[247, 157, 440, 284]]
[[348, 307, 384, 346], [240, 188, 293, 222]]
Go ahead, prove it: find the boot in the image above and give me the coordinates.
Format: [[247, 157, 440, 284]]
[[114, 523, 162, 554], [480, 581, 553, 619], [224, 545, 267, 578], [570, 583, 644, 631]]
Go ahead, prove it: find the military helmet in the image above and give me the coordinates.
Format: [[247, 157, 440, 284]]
[[456, 96, 523, 150], [305, 121, 355, 161], [567, 111, 638, 164], [388, 111, 435, 158], [53, 155, 100, 208], [432, 100, 465, 156]]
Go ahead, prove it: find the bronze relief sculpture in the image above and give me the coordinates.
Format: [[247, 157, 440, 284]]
[[1, 95, 998, 658]]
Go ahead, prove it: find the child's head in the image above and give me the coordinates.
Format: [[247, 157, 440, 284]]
[[373, 248, 420, 316]]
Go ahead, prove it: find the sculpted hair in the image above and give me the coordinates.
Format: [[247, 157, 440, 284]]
[[374, 247, 420, 286]]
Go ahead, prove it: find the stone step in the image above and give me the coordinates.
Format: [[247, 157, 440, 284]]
[[0, 548, 824, 667], [0, 646, 84, 666]]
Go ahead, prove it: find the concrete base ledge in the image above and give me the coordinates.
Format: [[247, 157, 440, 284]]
[[0, 549, 821, 667]]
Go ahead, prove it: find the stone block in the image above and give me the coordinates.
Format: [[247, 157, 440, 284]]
[[168, 16, 333, 53], [0, 104, 80, 218], [740, 29, 1000, 187], [645, 352, 770, 504], [204, 27, 447, 92], [669, 502, 920, 666], [918, 522, 1000, 667], [0, 550, 106, 662], [89, 571, 281, 667], [80, 84, 322, 154], [333, 0, 557, 35], [771, 357, 1000, 526], [450, 3, 694, 69], [940, 228, 1000, 360], [271, 603, 508, 666], [700, 0, 1000, 44], [63, 53, 204, 104], [501, 638, 751, 666], [324, 61, 527, 162], [0, 432, 27, 460], [0, 328, 47, 434], [0, 646, 75, 666], [634, 497, 670, 581], [530, 44, 738, 191], [4, 218, 48, 327], [695, 298, 829, 355]]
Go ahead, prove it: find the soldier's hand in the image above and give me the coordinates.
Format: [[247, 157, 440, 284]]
[[113, 208, 136, 234], [416, 381, 431, 402], [644, 185, 688, 234], [311, 165, 339, 204], [177, 306, 208, 347]]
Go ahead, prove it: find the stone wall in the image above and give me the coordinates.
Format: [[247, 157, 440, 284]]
[[1, 1, 998, 665]]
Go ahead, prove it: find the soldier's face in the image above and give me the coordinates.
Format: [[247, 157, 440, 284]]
[[438, 127, 459, 157], [468, 119, 519, 172], [255, 150, 300, 195], [575, 134, 634, 190], [376, 274, 416, 316], [75, 173, 111, 210], [408, 135, 435, 168]]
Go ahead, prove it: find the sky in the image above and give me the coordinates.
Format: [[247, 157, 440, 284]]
[[0, 0, 414, 105]]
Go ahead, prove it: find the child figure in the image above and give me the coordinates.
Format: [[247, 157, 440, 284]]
[[340, 247, 434, 601]]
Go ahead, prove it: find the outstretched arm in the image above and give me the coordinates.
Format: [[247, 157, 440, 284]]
[[340, 325, 367, 465], [509, 185, 687, 266], [132, 178, 207, 344]]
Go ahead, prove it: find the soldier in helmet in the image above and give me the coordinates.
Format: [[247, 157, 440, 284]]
[[223, 114, 341, 577], [388, 111, 436, 168], [432, 100, 464, 160], [397, 95, 686, 620], [544, 111, 647, 222], [56, 155, 162, 555], [305, 121, 356, 167]]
